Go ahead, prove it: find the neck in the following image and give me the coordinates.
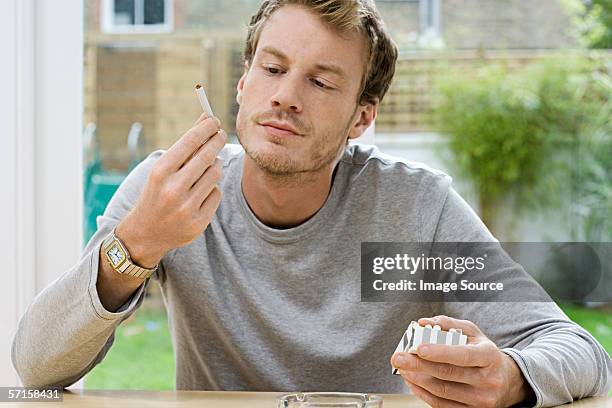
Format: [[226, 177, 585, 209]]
[[241, 156, 341, 229]]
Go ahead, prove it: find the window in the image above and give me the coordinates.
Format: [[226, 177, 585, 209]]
[[373, 0, 443, 49], [419, 0, 442, 47], [102, 0, 173, 34]]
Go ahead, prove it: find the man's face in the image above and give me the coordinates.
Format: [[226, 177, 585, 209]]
[[235, 5, 375, 176]]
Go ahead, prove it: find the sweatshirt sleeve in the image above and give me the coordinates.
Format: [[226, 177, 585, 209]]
[[11, 151, 166, 387], [425, 184, 612, 407]]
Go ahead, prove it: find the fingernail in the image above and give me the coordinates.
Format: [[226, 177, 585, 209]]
[[394, 353, 408, 366], [418, 345, 430, 357]]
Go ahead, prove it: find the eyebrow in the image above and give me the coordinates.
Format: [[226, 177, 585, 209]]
[[260, 45, 347, 80]]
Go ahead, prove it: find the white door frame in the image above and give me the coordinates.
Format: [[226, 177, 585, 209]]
[[0, 0, 83, 386]]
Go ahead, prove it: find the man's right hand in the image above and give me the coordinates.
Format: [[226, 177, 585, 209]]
[[115, 113, 227, 269]]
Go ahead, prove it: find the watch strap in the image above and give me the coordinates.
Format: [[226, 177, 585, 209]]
[[103, 229, 158, 279]]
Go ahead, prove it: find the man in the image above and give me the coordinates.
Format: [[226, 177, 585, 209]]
[[12, 1, 611, 407]]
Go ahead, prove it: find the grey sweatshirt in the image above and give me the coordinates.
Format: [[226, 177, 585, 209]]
[[12, 144, 612, 407]]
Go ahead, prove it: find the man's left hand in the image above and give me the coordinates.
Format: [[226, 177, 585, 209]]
[[390, 315, 534, 408]]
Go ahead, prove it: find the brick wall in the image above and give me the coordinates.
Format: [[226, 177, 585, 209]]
[[96, 44, 157, 169], [154, 38, 206, 152], [441, 0, 578, 49], [86, 34, 242, 168]]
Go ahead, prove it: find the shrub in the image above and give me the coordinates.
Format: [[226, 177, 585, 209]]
[[432, 53, 611, 239]]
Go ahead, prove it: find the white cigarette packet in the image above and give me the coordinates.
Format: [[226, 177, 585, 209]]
[[392, 321, 467, 374]]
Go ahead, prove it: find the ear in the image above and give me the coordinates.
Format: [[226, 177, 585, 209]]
[[236, 61, 250, 105], [348, 98, 378, 140]]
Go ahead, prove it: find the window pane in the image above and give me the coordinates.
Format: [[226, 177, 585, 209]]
[[83, 0, 611, 390], [426, 0, 434, 27], [114, 0, 135, 25], [144, 0, 165, 25]]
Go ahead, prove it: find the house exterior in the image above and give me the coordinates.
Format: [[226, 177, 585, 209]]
[[86, 0, 578, 49], [84, 0, 579, 168], [377, 0, 578, 50]]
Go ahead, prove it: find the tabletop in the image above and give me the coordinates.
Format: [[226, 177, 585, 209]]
[[0, 390, 610, 407]]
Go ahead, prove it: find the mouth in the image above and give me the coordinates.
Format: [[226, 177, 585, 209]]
[[259, 121, 301, 137]]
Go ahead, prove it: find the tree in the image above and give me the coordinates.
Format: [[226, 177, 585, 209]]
[[565, 0, 612, 48]]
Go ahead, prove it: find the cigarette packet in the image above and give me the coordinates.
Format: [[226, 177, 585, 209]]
[[391, 321, 467, 374]]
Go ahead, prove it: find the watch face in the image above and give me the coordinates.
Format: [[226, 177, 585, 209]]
[[107, 242, 126, 268]]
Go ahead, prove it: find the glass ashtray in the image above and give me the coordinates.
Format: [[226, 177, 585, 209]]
[[276, 392, 383, 407]]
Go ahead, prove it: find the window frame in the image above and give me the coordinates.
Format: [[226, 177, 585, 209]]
[[101, 0, 174, 34], [1, 0, 83, 386], [419, 0, 442, 39]]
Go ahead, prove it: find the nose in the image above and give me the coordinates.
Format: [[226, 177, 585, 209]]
[[269, 74, 303, 113]]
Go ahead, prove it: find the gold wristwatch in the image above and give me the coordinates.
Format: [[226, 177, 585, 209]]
[[102, 228, 158, 279]]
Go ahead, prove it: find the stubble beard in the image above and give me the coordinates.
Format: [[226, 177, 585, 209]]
[[236, 106, 357, 183]]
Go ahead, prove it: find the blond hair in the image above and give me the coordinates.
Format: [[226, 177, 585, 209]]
[[244, 0, 398, 105]]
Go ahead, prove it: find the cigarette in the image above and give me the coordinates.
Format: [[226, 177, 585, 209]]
[[195, 84, 214, 117]]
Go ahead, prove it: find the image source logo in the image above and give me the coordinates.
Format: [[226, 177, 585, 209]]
[[361, 242, 611, 303]]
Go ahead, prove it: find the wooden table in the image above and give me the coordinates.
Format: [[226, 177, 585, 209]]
[[1, 390, 610, 407]]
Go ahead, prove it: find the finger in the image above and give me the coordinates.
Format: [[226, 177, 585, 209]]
[[199, 185, 222, 217], [416, 343, 494, 367], [400, 371, 474, 405], [407, 380, 468, 408], [418, 315, 483, 338], [177, 118, 217, 172], [161, 116, 221, 173], [179, 129, 227, 186], [392, 352, 480, 384], [187, 159, 222, 208], [182, 128, 226, 170], [193, 112, 211, 126]]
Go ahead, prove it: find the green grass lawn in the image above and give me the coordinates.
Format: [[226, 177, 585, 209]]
[[559, 303, 612, 397], [85, 307, 175, 390], [85, 303, 612, 392], [559, 303, 612, 359]]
